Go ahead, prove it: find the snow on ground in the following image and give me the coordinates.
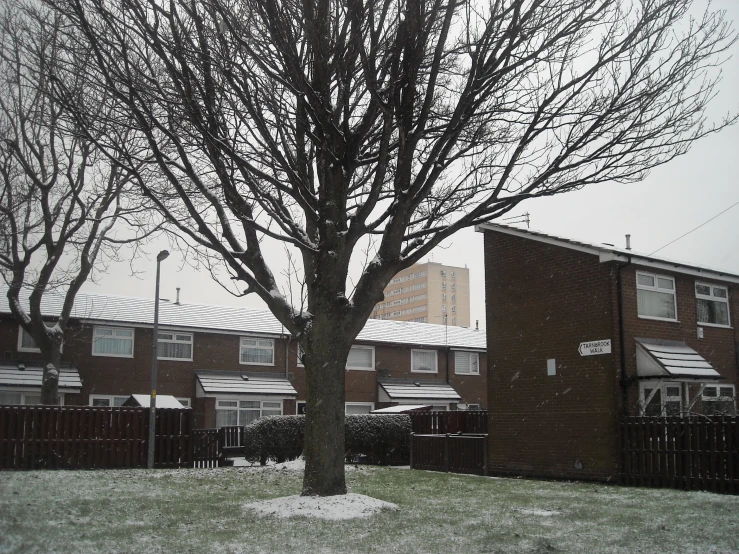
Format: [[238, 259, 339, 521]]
[[518, 508, 562, 517], [244, 493, 399, 520]]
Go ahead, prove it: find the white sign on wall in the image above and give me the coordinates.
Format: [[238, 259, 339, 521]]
[[578, 339, 612, 356]]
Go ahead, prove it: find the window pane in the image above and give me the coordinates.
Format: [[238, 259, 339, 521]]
[[158, 341, 192, 359], [262, 409, 281, 417], [413, 350, 437, 372], [218, 400, 238, 407], [216, 410, 238, 427], [241, 347, 274, 364], [240, 401, 260, 409], [113, 396, 128, 407], [657, 277, 673, 290], [97, 328, 113, 336], [239, 409, 260, 426], [20, 328, 39, 350], [644, 389, 661, 417], [346, 404, 372, 415], [92, 398, 111, 407], [263, 402, 281, 409], [176, 334, 192, 342], [697, 299, 729, 325], [665, 386, 680, 398], [719, 387, 734, 398], [637, 289, 675, 319], [637, 274, 654, 287], [115, 329, 133, 338], [158, 333, 173, 340], [713, 287, 727, 298], [695, 284, 710, 295], [703, 387, 717, 398], [347, 347, 373, 369], [665, 400, 681, 417]]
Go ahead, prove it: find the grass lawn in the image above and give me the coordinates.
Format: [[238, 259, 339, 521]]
[[1, 463, 738, 554]]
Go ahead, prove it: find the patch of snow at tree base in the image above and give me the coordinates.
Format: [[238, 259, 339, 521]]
[[244, 493, 398, 520]]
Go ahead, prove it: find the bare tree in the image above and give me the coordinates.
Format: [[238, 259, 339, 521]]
[[46, 0, 735, 494], [0, 3, 157, 404]]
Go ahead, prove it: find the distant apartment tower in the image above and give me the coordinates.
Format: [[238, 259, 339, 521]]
[[372, 262, 471, 327]]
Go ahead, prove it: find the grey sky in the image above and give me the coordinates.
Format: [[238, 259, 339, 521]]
[[82, 0, 739, 331]]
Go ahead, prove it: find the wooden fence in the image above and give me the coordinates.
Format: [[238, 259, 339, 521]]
[[410, 433, 488, 475], [0, 405, 221, 470], [408, 410, 489, 476], [622, 416, 738, 495], [410, 410, 487, 435]]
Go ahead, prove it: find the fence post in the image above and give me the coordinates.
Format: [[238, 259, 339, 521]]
[[444, 433, 450, 473], [409, 432, 414, 469], [483, 435, 488, 477]]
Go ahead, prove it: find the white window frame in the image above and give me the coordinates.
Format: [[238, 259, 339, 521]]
[[214, 397, 283, 427], [89, 394, 130, 407], [296, 344, 305, 367], [345, 402, 375, 415], [702, 384, 736, 416], [157, 331, 194, 361], [17, 323, 62, 353], [451, 317, 456, 324], [239, 337, 275, 366], [639, 381, 683, 417], [454, 351, 480, 375], [92, 326, 135, 358], [695, 282, 731, 328], [346, 345, 375, 371], [411, 349, 438, 374], [296, 401, 306, 414], [636, 271, 678, 322], [0, 389, 63, 405]]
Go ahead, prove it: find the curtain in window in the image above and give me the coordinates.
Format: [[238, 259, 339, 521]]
[[158, 342, 192, 359], [696, 299, 729, 325], [94, 334, 133, 356], [0, 391, 22, 405], [412, 350, 436, 372], [347, 347, 372, 368], [216, 409, 238, 427], [637, 289, 675, 319]]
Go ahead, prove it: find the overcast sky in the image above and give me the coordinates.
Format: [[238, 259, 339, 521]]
[[82, 0, 739, 331]]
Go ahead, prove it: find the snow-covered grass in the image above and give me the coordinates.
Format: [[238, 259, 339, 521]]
[[1, 463, 738, 553]]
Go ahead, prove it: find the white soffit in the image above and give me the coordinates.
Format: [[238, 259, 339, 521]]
[[196, 371, 297, 396], [635, 339, 721, 380], [0, 365, 82, 391]]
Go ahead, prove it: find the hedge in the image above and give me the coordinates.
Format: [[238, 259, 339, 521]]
[[242, 414, 411, 465]]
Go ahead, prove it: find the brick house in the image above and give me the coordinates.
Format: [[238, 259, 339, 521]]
[[0, 287, 486, 428], [477, 224, 738, 481]]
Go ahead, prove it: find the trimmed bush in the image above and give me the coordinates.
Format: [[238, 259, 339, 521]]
[[241, 414, 411, 465]]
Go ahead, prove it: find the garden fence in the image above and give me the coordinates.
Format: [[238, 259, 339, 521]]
[[409, 409, 487, 435], [0, 405, 223, 470], [622, 416, 738, 495]]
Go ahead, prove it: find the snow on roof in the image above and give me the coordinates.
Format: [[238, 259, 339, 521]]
[[126, 394, 186, 409], [635, 338, 721, 380], [196, 371, 297, 396], [0, 364, 82, 391], [0, 285, 486, 350], [370, 405, 431, 413], [476, 224, 739, 283], [378, 380, 461, 402]]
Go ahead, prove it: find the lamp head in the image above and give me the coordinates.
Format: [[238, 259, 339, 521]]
[[157, 250, 170, 262]]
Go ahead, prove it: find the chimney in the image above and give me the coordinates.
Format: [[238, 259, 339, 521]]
[[175, 287, 181, 305], [475, 320, 479, 331], [625, 234, 631, 251]]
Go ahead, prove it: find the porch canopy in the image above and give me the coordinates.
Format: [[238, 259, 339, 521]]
[[378, 380, 461, 405], [371, 404, 432, 414], [0, 363, 82, 393], [195, 370, 297, 397], [635, 338, 721, 381], [123, 394, 186, 409]]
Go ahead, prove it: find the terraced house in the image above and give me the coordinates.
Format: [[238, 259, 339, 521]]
[[0, 286, 486, 428], [478, 224, 738, 481]]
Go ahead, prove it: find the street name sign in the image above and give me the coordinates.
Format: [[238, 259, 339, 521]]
[[578, 340, 612, 356]]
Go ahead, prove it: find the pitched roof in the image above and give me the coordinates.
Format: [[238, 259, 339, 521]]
[[476, 224, 739, 284], [378, 380, 461, 402], [0, 285, 486, 350], [196, 371, 298, 396], [635, 338, 721, 380], [125, 394, 186, 409], [0, 364, 83, 391]]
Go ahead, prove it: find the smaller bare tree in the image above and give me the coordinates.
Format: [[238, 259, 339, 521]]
[[0, 3, 157, 404]]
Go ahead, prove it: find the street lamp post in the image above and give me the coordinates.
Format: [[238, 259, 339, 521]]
[[148, 249, 169, 469]]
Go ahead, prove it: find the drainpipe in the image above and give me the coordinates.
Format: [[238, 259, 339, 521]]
[[616, 257, 632, 415]]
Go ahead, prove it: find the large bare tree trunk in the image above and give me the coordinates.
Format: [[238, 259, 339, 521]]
[[301, 310, 352, 496], [40, 347, 62, 405]]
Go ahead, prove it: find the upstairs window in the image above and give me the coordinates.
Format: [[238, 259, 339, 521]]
[[158, 332, 193, 361], [441, 281, 446, 289], [636, 272, 677, 321], [18, 323, 61, 353], [455, 352, 480, 375], [695, 283, 730, 326], [451, 271, 455, 278], [240, 338, 274, 365], [702, 385, 736, 416], [411, 349, 438, 373], [346, 346, 374, 371], [92, 326, 134, 357], [440, 270, 446, 277]]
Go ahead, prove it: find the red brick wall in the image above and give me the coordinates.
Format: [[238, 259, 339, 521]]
[[618, 265, 739, 412], [484, 231, 622, 480]]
